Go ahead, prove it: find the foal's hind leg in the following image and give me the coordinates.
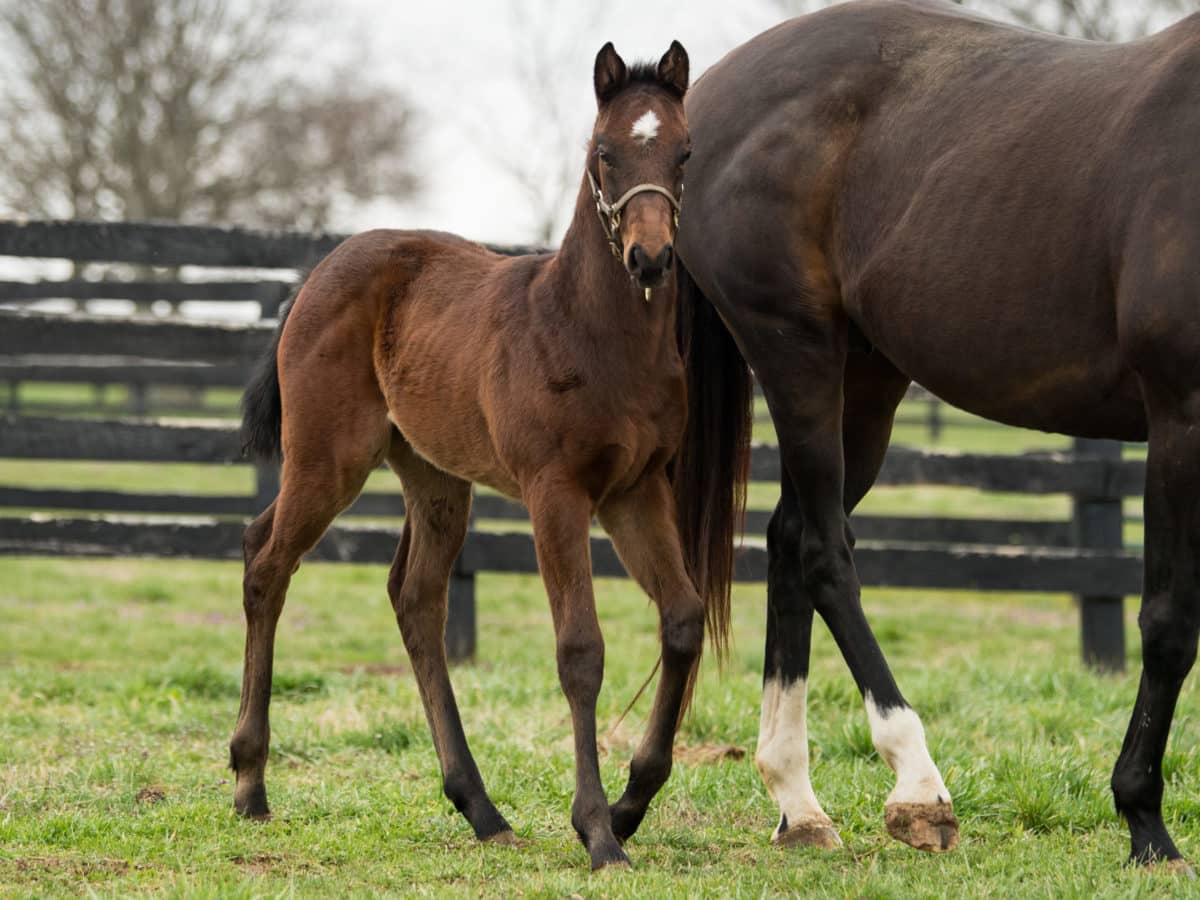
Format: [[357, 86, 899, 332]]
[[597, 473, 705, 844], [230, 407, 389, 818], [387, 442, 513, 844]]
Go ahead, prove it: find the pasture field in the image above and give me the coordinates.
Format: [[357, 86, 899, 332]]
[[3, 555, 1199, 898]]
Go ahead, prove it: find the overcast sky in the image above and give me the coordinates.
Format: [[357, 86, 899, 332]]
[[330, 0, 792, 244]]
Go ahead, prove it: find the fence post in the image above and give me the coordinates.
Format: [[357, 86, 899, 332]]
[[1072, 437, 1125, 672], [927, 395, 943, 443], [253, 464, 279, 515], [445, 492, 477, 663]]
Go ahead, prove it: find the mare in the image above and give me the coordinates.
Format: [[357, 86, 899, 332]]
[[672, 0, 1200, 869], [231, 42, 726, 871]]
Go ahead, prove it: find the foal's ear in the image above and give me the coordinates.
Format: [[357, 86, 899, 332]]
[[594, 41, 628, 105], [657, 40, 689, 98]]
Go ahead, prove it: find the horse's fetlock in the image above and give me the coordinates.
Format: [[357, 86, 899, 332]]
[[442, 767, 476, 813], [229, 731, 267, 771], [1112, 765, 1163, 818], [629, 749, 672, 792], [1140, 604, 1198, 682]]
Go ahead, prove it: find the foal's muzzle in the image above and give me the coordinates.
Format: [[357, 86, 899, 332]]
[[628, 243, 674, 288]]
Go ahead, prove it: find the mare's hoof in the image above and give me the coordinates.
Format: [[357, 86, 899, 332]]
[[233, 783, 271, 821], [1149, 858, 1196, 878], [483, 829, 519, 847], [885, 801, 959, 852], [772, 818, 843, 850]]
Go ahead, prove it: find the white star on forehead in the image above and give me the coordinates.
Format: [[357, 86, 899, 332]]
[[630, 109, 660, 144]]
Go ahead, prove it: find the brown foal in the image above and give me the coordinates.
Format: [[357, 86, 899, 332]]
[[231, 41, 720, 870]]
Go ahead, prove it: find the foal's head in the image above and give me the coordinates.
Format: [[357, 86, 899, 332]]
[[589, 41, 690, 289]]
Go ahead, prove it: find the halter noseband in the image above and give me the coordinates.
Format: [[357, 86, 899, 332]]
[[586, 168, 682, 259]]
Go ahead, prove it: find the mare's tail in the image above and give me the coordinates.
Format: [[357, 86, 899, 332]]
[[673, 262, 753, 664], [240, 285, 302, 463]]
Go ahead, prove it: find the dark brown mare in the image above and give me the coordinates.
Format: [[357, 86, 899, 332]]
[[230, 42, 729, 871], [671, 0, 1200, 870]]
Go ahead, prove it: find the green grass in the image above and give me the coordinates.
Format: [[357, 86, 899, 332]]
[[3, 556, 1199, 897]]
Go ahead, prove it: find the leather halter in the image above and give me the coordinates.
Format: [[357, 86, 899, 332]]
[[586, 168, 682, 259]]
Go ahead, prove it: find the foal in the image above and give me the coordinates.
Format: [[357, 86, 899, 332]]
[[231, 42, 713, 870]]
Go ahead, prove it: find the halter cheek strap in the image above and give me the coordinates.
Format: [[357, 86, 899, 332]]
[[587, 169, 682, 259]]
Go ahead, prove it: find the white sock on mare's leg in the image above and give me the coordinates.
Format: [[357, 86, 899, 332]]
[[755, 677, 840, 846], [863, 692, 950, 807]]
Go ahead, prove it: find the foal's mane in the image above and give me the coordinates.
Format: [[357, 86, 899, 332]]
[[616, 62, 685, 99]]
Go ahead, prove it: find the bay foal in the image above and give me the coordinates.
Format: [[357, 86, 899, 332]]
[[231, 42, 726, 871]]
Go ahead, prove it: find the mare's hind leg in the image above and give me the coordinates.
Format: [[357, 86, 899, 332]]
[[596, 472, 705, 843], [387, 441, 513, 843], [1110, 240, 1200, 868], [1110, 390, 1200, 869]]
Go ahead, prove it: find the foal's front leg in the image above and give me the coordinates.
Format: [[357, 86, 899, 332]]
[[597, 474, 705, 843], [526, 477, 628, 870]]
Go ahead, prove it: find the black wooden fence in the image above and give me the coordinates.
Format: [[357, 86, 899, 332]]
[[0, 220, 1142, 669]]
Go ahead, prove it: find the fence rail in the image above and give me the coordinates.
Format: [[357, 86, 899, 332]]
[[0, 219, 1143, 669]]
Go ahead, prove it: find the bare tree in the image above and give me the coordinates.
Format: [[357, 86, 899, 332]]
[[968, 0, 1198, 41], [455, 0, 603, 245], [0, 0, 418, 229]]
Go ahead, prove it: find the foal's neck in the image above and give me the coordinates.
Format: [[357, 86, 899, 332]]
[[545, 174, 678, 355]]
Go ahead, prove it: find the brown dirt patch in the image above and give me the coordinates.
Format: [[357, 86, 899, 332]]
[[135, 786, 166, 806], [674, 743, 746, 766], [11, 856, 131, 875], [230, 852, 284, 875]]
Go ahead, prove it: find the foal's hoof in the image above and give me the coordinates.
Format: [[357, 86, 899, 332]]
[[233, 783, 271, 821], [885, 801, 959, 852], [483, 829, 519, 847], [1149, 858, 1197, 878], [772, 816, 843, 850]]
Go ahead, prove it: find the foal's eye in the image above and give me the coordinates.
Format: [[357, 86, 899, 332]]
[[597, 148, 615, 167], [677, 148, 692, 167]]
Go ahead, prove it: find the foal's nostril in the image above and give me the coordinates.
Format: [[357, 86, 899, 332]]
[[659, 246, 674, 272], [628, 243, 648, 275]]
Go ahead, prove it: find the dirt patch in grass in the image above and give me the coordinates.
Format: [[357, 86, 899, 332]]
[[230, 852, 285, 875], [675, 743, 747, 766], [135, 786, 167, 806], [11, 855, 131, 875]]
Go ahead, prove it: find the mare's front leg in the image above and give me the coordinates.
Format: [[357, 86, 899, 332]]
[[526, 474, 628, 870], [597, 473, 705, 843], [731, 294, 956, 852]]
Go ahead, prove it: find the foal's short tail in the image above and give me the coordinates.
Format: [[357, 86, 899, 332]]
[[673, 262, 753, 664], [240, 286, 301, 463]]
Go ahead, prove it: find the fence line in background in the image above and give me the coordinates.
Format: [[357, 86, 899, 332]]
[[0, 219, 1141, 669]]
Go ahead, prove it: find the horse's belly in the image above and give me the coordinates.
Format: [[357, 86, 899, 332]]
[[853, 298, 1148, 441]]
